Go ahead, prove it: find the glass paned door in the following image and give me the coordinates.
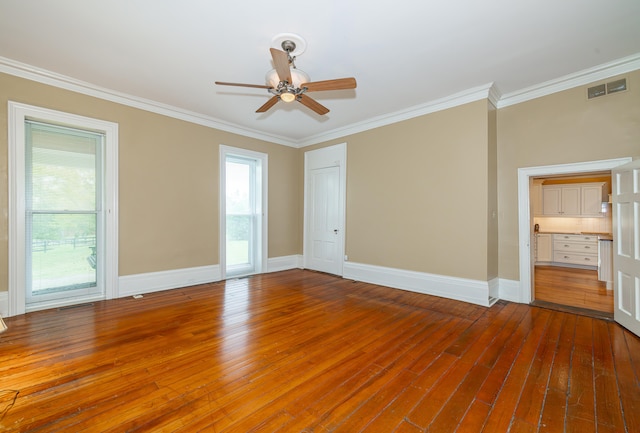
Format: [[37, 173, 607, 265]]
[[25, 121, 104, 306], [225, 156, 258, 277]]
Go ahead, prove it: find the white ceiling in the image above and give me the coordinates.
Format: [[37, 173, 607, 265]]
[[1, 0, 639, 147]]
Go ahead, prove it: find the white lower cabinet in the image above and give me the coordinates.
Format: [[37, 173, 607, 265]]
[[552, 234, 598, 269], [535, 234, 553, 263]]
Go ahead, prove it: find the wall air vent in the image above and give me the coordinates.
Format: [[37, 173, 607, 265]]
[[587, 84, 606, 99], [606, 78, 627, 94], [587, 78, 627, 100]]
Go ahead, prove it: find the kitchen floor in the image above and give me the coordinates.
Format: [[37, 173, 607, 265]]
[[534, 265, 613, 317]]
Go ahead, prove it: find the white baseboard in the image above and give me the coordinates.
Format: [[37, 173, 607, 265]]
[[498, 278, 522, 303], [0, 291, 8, 317], [3, 261, 523, 316], [117, 254, 303, 299], [267, 255, 303, 273], [118, 264, 221, 298], [343, 261, 495, 307], [489, 277, 500, 304]]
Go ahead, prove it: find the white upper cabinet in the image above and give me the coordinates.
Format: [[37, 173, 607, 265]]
[[581, 183, 608, 216], [542, 182, 607, 217], [542, 185, 581, 216]]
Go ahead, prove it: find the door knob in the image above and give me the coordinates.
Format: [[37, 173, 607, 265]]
[[334, 229, 339, 234]]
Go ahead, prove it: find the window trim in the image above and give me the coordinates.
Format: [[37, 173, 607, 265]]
[[219, 145, 268, 280], [8, 101, 119, 315]]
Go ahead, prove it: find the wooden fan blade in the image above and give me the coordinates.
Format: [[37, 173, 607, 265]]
[[300, 77, 357, 92], [270, 48, 291, 84], [256, 96, 280, 113], [215, 81, 272, 89], [298, 95, 330, 115]]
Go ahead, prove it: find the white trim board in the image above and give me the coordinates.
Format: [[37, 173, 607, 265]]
[[343, 261, 497, 307], [0, 291, 8, 317], [498, 53, 640, 108], [0, 57, 299, 148], [267, 255, 303, 273], [498, 279, 522, 303], [297, 83, 497, 147], [113, 255, 304, 299], [118, 265, 221, 298], [3, 255, 304, 316]]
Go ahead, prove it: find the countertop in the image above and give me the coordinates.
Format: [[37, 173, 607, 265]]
[[535, 231, 613, 241]]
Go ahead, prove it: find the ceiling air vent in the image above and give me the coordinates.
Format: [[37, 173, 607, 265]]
[[587, 78, 627, 99]]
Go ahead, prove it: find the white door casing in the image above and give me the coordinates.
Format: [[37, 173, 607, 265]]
[[304, 143, 346, 276], [612, 159, 640, 337], [517, 157, 632, 304]]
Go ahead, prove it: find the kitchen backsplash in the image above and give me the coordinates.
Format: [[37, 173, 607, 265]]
[[534, 212, 612, 234]]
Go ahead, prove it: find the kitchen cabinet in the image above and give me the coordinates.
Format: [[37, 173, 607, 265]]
[[581, 183, 608, 216], [542, 185, 580, 216], [552, 234, 598, 269], [535, 233, 553, 263], [542, 182, 607, 217]]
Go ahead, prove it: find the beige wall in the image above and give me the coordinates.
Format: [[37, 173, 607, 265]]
[[0, 73, 301, 290], [2, 66, 638, 296], [309, 100, 492, 281], [497, 70, 640, 280]]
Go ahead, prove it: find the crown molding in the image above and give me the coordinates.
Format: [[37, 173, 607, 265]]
[[2, 53, 638, 147], [487, 83, 502, 108], [298, 83, 496, 147], [0, 56, 299, 148], [497, 53, 640, 108]]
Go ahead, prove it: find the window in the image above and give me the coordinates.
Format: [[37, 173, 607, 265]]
[[219, 146, 267, 279], [8, 102, 118, 315]]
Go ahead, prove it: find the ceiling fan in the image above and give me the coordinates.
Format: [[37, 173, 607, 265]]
[[215, 35, 357, 115]]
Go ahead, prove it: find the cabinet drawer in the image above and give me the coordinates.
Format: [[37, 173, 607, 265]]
[[553, 234, 598, 243], [553, 241, 597, 255], [553, 251, 597, 266]]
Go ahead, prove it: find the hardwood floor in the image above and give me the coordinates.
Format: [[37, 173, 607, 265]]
[[534, 265, 613, 315], [1, 269, 639, 432]]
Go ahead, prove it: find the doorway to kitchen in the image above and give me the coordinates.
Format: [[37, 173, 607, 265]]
[[531, 173, 613, 316]]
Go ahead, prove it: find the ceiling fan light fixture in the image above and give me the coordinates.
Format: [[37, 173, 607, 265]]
[[215, 34, 355, 116], [265, 68, 310, 88], [280, 92, 296, 103]]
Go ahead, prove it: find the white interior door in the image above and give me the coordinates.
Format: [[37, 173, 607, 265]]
[[304, 144, 346, 276], [612, 159, 640, 337]]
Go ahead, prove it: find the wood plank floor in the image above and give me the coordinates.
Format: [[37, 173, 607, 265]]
[[534, 265, 613, 315], [1, 269, 639, 432]]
